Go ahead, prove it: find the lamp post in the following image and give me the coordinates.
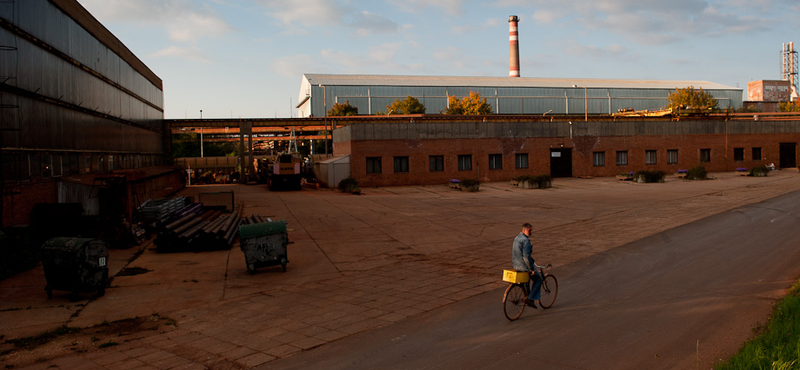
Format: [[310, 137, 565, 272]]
[[319, 84, 327, 156], [573, 85, 587, 121], [199, 110, 204, 157]]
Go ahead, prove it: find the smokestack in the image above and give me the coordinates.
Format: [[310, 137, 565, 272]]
[[509, 15, 520, 77]]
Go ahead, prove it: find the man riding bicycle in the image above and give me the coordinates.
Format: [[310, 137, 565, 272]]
[[512, 223, 542, 308]]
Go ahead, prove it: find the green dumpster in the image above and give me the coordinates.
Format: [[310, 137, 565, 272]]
[[239, 220, 288, 273], [41, 237, 109, 300]]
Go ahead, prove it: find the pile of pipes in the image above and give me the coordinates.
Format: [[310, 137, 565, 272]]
[[139, 197, 189, 224], [240, 214, 273, 225], [154, 205, 241, 253]]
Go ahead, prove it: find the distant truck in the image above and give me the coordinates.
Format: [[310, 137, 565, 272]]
[[267, 152, 302, 191]]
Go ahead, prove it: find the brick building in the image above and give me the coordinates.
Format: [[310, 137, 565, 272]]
[[331, 115, 799, 187], [748, 80, 792, 102]]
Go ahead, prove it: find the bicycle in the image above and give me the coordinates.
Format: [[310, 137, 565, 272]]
[[502, 263, 558, 321]]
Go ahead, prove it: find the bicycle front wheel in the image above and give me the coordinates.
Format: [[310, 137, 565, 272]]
[[539, 274, 558, 309], [503, 284, 527, 321]]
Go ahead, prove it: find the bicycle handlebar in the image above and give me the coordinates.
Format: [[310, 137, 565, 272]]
[[533, 263, 552, 269]]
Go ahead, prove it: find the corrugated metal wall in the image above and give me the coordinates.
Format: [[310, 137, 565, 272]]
[[309, 85, 741, 117], [1, 0, 166, 185]]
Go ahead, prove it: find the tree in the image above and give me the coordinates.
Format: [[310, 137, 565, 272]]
[[171, 132, 237, 158], [172, 132, 200, 158], [327, 100, 358, 116], [667, 86, 718, 111], [443, 91, 493, 115], [779, 100, 800, 112], [385, 96, 426, 115]]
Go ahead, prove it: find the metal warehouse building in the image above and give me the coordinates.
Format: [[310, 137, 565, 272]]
[[297, 74, 743, 118], [1, 0, 177, 228]]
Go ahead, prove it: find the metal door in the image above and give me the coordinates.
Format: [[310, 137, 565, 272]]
[[550, 148, 572, 178], [780, 143, 797, 168]]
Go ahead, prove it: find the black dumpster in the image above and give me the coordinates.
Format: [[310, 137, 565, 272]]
[[239, 220, 288, 273], [41, 237, 109, 300]]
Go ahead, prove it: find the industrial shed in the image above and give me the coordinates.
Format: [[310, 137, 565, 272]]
[[297, 74, 743, 118], [0, 0, 172, 227]]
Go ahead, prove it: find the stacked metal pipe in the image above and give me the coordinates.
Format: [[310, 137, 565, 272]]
[[154, 207, 241, 253], [139, 197, 189, 224], [241, 214, 272, 225]]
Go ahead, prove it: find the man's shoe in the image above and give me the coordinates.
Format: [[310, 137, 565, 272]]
[[525, 299, 538, 309]]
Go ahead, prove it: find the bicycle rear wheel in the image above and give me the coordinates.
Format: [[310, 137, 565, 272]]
[[503, 284, 527, 321], [539, 274, 558, 309]]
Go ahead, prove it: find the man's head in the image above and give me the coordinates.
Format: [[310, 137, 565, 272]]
[[522, 223, 532, 236]]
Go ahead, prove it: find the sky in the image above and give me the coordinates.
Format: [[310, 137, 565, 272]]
[[76, 0, 800, 119]]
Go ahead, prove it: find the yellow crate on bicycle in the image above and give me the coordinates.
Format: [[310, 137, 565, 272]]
[[502, 269, 529, 284]]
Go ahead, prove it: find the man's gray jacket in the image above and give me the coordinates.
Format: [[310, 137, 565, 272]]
[[512, 232, 535, 272]]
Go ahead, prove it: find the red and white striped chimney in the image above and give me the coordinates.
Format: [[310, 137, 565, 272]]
[[509, 15, 520, 77]]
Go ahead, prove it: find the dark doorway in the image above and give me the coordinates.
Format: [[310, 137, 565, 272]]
[[780, 143, 797, 168], [550, 148, 572, 178]]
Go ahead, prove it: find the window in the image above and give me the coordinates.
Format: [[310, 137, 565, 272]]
[[52, 155, 63, 177], [30, 154, 43, 179], [458, 155, 472, 171], [515, 153, 529, 169], [41, 154, 52, 179], [645, 150, 657, 165], [733, 148, 744, 162], [616, 151, 628, 166], [69, 154, 79, 175], [489, 154, 502, 170], [667, 150, 678, 164], [2, 153, 17, 183], [752, 147, 762, 161], [429, 155, 444, 172], [393, 156, 409, 173], [593, 152, 605, 166], [700, 149, 711, 163], [366, 157, 382, 174]]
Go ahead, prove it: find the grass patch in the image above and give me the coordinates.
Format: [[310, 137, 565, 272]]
[[715, 279, 800, 369], [98, 341, 118, 349]]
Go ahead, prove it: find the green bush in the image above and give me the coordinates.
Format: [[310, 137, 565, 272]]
[[634, 170, 666, 183], [460, 179, 480, 187], [751, 165, 769, 177], [686, 165, 707, 180], [337, 177, 359, 192]]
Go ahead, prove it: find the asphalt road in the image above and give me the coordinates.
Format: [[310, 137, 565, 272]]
[[262, 191, 800, 370]]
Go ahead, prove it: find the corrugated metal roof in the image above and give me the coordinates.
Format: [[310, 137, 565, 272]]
[[304, 73, 740, 91]]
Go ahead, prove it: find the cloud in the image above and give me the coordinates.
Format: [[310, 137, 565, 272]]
[[493, 0, 783, 45], [256, 0, 399, 37], [314, 42, 426, 74], [167, 12, 234, 42], [77, 0, 233, 43], [271, 54, 318, 77], [387, 0, 468, 16], [256, 0, 345, 27], [149, 46, 212, 62], [349, 11, 400, 36], [564, 42, 631, 61]]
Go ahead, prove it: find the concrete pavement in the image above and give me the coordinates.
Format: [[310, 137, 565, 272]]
[[2, 170, 800, 369]]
